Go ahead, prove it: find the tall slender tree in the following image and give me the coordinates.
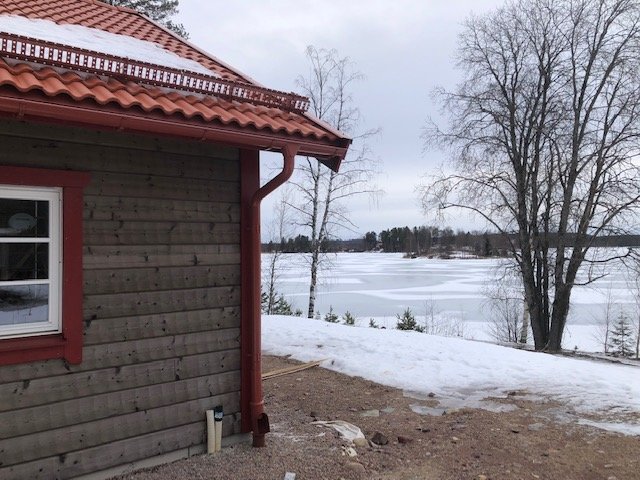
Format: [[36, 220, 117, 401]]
[[100, 0, 188, 38], [421, 0, 640, 351], [288, 46, 379, 318]]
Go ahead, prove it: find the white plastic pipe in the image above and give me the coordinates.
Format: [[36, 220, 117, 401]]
[[214, 405, 223, 452], [206, 410, 216, 454]]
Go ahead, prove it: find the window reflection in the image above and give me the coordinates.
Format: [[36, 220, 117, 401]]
[[0, 199, 48, 238], [0, 285, 49, 326]]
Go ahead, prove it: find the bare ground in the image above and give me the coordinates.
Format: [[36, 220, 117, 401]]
[[115, 355, 640, 480]]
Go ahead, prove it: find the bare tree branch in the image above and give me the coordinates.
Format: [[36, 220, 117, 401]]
[[419, 0, 640, 351]]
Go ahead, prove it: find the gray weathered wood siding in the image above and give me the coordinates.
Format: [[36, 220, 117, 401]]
[[0, 120, 243, 479]]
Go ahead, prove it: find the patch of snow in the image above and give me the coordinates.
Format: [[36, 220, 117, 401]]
[[0, 15, 216, 76], [577, 419, 640, 436], [263, 315, 640, 436]]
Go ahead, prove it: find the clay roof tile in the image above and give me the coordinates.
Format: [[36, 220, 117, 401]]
[[0, 0, 350, 158]]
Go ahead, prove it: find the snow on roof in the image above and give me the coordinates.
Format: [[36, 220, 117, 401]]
[[0, 14, 217, 77]]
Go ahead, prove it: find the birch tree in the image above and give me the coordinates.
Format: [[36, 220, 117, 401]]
[[289, 46, 379, 318], [421, 0, 640, 352]]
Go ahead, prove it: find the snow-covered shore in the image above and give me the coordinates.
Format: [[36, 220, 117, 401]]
[[263, 315, 640, 436]]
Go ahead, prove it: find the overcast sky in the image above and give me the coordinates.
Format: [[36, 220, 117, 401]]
[[176, 0, 503, 238]]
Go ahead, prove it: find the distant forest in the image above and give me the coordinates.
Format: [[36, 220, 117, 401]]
[[262, 226, 640, 257]]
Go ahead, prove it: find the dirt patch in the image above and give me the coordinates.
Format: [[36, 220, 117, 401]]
[[115, 355, 640, 480]]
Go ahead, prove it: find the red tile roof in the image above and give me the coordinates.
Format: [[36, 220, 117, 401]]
[[0, 0, 350, 165], [0, 0, 244, 81]]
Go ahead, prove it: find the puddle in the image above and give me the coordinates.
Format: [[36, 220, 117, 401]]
[[410, 404, 446, 416], [405, 389, 519, 415]]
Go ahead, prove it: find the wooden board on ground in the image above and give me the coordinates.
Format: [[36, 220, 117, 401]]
[[262, 360, 326, 380]]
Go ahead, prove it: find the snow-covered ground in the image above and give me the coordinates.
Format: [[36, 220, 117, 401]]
[[265, 252, 637, 352], [263, 315, 640, 436]]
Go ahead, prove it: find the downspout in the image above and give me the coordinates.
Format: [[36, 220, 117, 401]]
[[241, 143, 298, 448]]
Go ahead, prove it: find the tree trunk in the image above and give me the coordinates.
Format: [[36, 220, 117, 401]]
[[307, 249, 319, 318], [266, 256, 276, 315], [547, 287, 571, 351], [519, 301, 529, 344]]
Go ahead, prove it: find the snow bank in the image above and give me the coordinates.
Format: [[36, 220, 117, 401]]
[[263, 315, 640, 435]]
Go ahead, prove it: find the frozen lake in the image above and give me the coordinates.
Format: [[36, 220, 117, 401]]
[[263, 252, 636, 351]]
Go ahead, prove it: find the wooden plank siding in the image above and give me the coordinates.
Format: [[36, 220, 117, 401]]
[[0, 121, 244, 478]]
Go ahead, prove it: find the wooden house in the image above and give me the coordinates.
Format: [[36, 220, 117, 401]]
[[0, 1, 350, 478]]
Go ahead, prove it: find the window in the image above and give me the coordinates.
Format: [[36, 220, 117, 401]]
[[0, 166, 90, 366], [0, 186, 61, 338]]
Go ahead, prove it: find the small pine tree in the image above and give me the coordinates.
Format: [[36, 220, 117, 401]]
[[608, 312, 634, 357], [262, 291, 296, 316], [324, 306, 339, 323], [342, 311, 356, 326], [369, 318, 379, 328], [273, 294, 294, 315], [396, 308, 423, 332]]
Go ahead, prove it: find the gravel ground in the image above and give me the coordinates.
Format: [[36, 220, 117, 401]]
[[113, 355, 640, 480]]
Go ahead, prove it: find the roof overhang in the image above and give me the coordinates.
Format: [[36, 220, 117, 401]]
[[0, 88, 350, 171]]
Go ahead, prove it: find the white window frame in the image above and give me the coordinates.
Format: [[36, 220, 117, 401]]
[[0, 185, 62, 339]]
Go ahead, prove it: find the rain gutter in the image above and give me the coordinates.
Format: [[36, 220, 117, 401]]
[[0, 93, 348, 170], [240, 143, 298, 447]]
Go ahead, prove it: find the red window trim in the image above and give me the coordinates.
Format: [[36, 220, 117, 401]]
[[0, 165, 90, 366]]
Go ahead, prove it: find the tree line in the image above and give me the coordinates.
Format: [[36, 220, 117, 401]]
[[264, 227, 640, 256], [262, 226, 505, 256], [369, 227, 509, 257]]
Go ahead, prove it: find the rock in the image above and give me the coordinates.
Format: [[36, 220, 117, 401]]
[[451, 436, 460, 443], [510, 428, 521, 434], [443, 408, 461, 415], [477, 475, 488, 480], [528, 423, 544, 431], [342, 445, 358, 458], [397, 435, 413, 444], [360, 409, 380, 417], [417, 427, 431, 433], [370, 431, 388, 446], [604, 464, 614, 469], [428, 392, 436, 398], [353, 437, 369, 448], [346, 462, 366, 474], [309, 411, 318, 418]]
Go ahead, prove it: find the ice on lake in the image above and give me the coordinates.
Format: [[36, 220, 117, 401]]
[[263, 252, 636, 352]]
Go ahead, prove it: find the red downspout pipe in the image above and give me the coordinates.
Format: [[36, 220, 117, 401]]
[[240, 143, 298, 447]]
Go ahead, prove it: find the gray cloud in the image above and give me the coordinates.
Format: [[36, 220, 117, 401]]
[[177, 0, 502, 236]]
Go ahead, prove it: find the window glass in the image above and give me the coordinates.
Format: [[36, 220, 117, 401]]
[[0, 198, 49, 238], [0, 284, 49, 327], [0, 243, 49, 280]]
